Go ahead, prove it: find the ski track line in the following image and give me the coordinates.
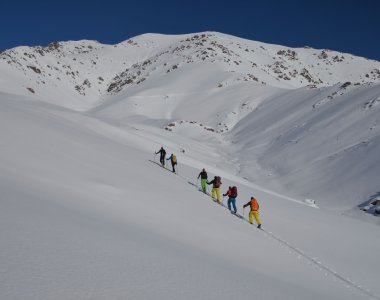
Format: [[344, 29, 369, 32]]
[[261, 230, 380, 300], [149, 161, 379, 300], [199, 177, 379, 300]]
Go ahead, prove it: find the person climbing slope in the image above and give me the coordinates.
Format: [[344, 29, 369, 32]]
[[166, 153, 177, 173], [223, 186, 237, 214], [155, 146, 166, 167], [207, 176, 222, 203], [243, 196, 262, 228], [197, 168, 208, 193]]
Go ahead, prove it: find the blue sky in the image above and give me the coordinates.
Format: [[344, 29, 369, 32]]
[[1, 0, 379, 61]]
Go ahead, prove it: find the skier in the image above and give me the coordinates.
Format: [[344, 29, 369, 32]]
[[155, 147, 166, 167], [197, 168, 208, 193], [223, 186, 237, 214], [372, 197, 380, 215], [243, 196, 261, 228], [207, 176, 222, 203], [166, 153, 177, 173]]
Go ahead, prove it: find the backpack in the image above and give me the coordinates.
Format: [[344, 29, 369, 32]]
[[251, 198, 259, 211], [172, 155, 177, 163], [231, 186, 237, 197], [214, 176, 221, 188]]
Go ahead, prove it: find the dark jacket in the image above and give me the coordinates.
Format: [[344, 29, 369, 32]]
[[156, 148, 166, 157], [207, 178, 221, 188], [198, 171, 208, 180]]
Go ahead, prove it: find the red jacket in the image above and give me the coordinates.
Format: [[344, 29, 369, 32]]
[[223, 189, 232, 197]]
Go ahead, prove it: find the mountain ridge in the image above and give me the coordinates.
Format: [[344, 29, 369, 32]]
[[1, 31, 379, 111]]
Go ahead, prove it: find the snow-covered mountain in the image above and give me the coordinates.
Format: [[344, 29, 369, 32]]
[[1, 32, 380, 300], [1, 32, 379, 109], [2, 32, 380, 210], [3, 31, 379, 211], [1, 32, 380, 211]]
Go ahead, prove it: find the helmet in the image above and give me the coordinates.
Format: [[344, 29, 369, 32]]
[[202, 168, 205, 172]]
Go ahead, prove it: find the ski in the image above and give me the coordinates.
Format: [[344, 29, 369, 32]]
[[212, 199, 226, 208], [231, 211, 244, 219], [198, 188, 211, 196], [148, 159, 177, 174]]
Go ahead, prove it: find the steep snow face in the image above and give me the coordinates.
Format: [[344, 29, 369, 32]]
[[228, 83, 380, 210], [0, 32, 379, 111]]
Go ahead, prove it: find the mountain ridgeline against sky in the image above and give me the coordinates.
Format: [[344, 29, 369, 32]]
[[1, 32, 379, 109], [1, 32, 380, 210]]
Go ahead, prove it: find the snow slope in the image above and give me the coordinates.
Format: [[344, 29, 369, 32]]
[[1, 32, 380, 299], [1, 94, 380, 300], [229, 82, 380, 210]]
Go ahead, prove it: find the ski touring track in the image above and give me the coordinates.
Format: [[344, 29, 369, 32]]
[[148, 159, 178, 174], [149, 159, 380, 300]]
